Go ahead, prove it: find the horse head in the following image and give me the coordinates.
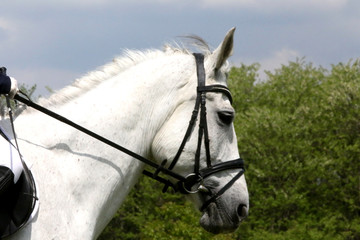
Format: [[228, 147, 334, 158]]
[[151, 28, 249, 234]]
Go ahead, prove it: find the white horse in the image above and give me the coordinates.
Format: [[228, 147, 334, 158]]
[[6, 28, 248, 239]]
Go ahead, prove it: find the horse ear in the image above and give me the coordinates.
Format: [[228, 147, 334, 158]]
[[212, 27, 236, 70]]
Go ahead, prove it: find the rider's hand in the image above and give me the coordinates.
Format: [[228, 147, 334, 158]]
[[8, 77, 18, 99], [0, 67, 19, 99]]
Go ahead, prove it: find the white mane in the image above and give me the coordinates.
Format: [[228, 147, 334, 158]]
[[38, 49, 164, 106], [39, 37, 212, 107]]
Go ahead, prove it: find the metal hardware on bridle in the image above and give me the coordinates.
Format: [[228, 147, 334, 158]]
[[11, 52, 245, 211]]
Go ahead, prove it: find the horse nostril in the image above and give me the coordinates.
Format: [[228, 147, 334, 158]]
[[237, 204, 248, 219]]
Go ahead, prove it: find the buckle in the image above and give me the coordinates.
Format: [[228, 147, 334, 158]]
[[180, 173, 209, 194]]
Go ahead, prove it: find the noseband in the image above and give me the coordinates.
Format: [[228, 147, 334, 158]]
[[13, 53, 245, 212]]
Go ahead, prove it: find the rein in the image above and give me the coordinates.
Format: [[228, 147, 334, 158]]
[[12, 53, 245, 210], [13, 93, 186, 189]]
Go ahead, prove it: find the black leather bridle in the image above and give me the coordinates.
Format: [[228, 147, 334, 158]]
[[158, 53, 245, 211], [12, 53, 245, 211]]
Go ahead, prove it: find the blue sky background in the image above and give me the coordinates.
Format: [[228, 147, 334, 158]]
[[1, 0, 359, 96]]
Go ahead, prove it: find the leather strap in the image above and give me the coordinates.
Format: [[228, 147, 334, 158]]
[[197, 85, 233, 104], [199, 158, 244, 179]]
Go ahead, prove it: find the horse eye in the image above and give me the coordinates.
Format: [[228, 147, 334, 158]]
[[218, 110, 234, 125]]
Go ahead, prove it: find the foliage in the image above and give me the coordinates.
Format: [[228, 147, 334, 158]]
[[99, 59, 360, 239], [0, 84, 38, 118], [99, 169, 239, 240]]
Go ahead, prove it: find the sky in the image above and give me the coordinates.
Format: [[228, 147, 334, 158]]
[[0, 0, 359, 96]]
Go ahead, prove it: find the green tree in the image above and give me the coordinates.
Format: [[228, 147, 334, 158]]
[[231, 59, 360, 239], [0, 84, 38, 119], [100, 59, 360, 239]]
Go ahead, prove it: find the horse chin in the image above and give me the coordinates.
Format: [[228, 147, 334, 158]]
[[199, 201, 241, 234]]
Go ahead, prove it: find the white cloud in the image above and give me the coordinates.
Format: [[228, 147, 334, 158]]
[[3, 0, 111, 9], [0, 18, 26, 56], [198, 0, 348, 12], [0, 18, 13, 31], [3, 0, 350, 14], [238, 48, 300, 82], [6, 0, 177, 8], [0, 18, 18, 41], [260, 48, 300, 72], [260, 48, 300, 80]]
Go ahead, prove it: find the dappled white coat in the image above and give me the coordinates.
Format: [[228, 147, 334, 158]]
[[6, 28, 248, 239]]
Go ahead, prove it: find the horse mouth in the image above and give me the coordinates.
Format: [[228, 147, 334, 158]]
[[199, 200, 248, 234]]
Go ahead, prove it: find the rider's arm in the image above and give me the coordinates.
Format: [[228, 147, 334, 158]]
[[0, 74, 11, 94]]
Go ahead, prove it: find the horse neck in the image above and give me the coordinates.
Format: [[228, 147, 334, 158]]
[[14, 52, 194, 238], [29, 53, 193, 157]]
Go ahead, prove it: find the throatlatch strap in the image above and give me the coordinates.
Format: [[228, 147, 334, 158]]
[[168, 93, 201, 170], [168, 53, 205, 171], [193, 53, 208, 174]]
